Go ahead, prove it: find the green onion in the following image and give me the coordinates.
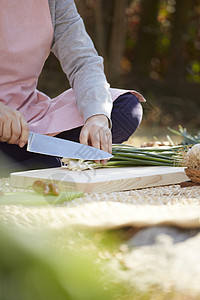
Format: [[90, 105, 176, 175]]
[[62, 143, 186, 171], [77, 144, 186, 170], [0, 191, 84, 206], [168, 125, 200, 145]]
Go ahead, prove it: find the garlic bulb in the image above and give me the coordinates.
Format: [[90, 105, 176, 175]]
[[184, 144, 200, 169]]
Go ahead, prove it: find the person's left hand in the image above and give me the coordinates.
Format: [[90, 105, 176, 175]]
[[79, 115, 112, 164]]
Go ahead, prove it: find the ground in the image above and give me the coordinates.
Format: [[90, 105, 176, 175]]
[[0, 128, 200, 299]]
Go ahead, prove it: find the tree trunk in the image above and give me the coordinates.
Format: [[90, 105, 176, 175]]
[[75, 0, 95, 39], [133, 0, 160, 77], [165, 0, 195, 83], [75, 0, 129, 85], [94, 0, 106, 58], [107, 0, 130, 85]]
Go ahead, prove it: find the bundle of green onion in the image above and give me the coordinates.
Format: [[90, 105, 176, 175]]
[[98, 144, 185, 168], [62, 144, 186, 171]]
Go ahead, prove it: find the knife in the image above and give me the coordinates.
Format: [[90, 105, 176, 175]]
[[27, 132, 113, 160]]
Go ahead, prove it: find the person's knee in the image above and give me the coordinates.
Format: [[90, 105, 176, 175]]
[[111, 93, 143, 143], [130, 95, 143, 130]]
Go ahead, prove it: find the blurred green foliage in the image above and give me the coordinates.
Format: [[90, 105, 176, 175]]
[[0, 224, 126, 300], [1, 222, 198, 300]]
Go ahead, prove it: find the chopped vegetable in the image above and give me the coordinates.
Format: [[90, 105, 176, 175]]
[[32, 180, 50, 195], [32, 180, 60, 196], [48, 183, 60, 196], [61, 158, 95, 171]]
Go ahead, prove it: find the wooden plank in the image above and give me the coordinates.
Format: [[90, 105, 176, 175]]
[[10, 166, 188, 193]]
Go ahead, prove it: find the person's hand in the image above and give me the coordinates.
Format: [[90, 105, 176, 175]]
[[0, 102, 29, 147], [79, 114, 112, 164]]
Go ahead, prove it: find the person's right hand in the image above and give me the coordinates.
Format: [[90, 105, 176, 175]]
[[0, 102, 29, 148]]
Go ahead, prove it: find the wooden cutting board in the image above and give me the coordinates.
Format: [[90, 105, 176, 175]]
[[10, 166, 188, 193]]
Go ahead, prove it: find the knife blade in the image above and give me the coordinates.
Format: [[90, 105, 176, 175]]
[[27, 132, 113, 160]]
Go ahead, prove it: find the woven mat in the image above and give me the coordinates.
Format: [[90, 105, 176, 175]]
[[1, 202, 200, 230], [0, 178, 200, 229]]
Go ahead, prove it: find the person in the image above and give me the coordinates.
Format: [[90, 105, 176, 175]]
[[0, 0, 145, 176]]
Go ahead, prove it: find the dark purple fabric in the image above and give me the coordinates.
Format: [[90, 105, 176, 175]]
[[111, 92, 143, 143], [0, 93, 143, 176]]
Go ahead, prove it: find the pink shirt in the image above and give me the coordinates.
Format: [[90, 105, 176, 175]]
[[0, 0, 145, 135]]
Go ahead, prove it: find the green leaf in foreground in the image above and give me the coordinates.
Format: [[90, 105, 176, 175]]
[[0, 224, 118, 300], [0, 190, 84, 206]]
